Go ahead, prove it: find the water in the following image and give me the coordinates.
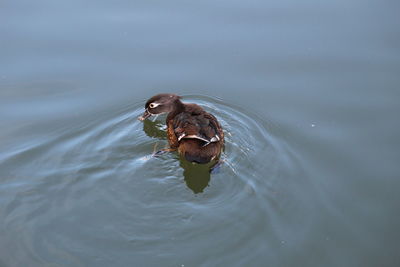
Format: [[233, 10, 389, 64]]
[[1, 0, 400, 266]]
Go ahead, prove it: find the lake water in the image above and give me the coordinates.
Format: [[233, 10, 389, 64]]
[[1, 0, 399, 266]]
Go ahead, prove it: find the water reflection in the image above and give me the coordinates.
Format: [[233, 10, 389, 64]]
[[142, 118, 167, 139], [179, 159, 213, 193]]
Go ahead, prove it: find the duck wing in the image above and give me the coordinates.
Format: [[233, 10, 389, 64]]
[[172, 111, 223, 146]]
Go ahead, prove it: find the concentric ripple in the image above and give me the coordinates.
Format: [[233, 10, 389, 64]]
[[0, 95, 299, 266]]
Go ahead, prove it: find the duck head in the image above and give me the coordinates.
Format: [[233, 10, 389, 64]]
[[138, 93, 182, 121]]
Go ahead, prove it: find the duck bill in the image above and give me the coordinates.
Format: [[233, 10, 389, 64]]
[[138, 110, 152, 121]]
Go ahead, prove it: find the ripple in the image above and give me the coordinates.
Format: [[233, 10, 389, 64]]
[[0, 94, 299, 266]]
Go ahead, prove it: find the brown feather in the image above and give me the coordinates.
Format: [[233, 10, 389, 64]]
[[141, 94, 224, 164]]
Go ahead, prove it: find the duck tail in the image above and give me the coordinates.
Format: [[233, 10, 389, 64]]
[[184, 153, 211, 164], [179, 139, 217, 164]]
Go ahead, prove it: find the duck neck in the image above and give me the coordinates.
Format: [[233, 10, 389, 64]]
[[167, 99, 185, 120]]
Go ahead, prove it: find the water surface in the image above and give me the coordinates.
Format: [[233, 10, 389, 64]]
[[1, 0, 400, 266]]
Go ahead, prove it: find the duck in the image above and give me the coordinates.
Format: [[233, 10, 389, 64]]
[[138, 93, 224, 164]]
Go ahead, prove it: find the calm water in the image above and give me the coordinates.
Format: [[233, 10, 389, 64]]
[[1, 0, 400, 266]]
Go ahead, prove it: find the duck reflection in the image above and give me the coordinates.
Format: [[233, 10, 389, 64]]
[[179, 158, 218, 193], [142, 119, 218, 194], [142, 118, 167, 139]]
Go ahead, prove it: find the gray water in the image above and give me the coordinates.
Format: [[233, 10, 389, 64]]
[[1, 0, 400, 266]]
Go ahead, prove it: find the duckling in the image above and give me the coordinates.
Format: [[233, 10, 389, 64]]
[[138, 94, 224, 164]]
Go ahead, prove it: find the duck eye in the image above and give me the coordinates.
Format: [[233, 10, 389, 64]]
[[149, 102, 160, 109]]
